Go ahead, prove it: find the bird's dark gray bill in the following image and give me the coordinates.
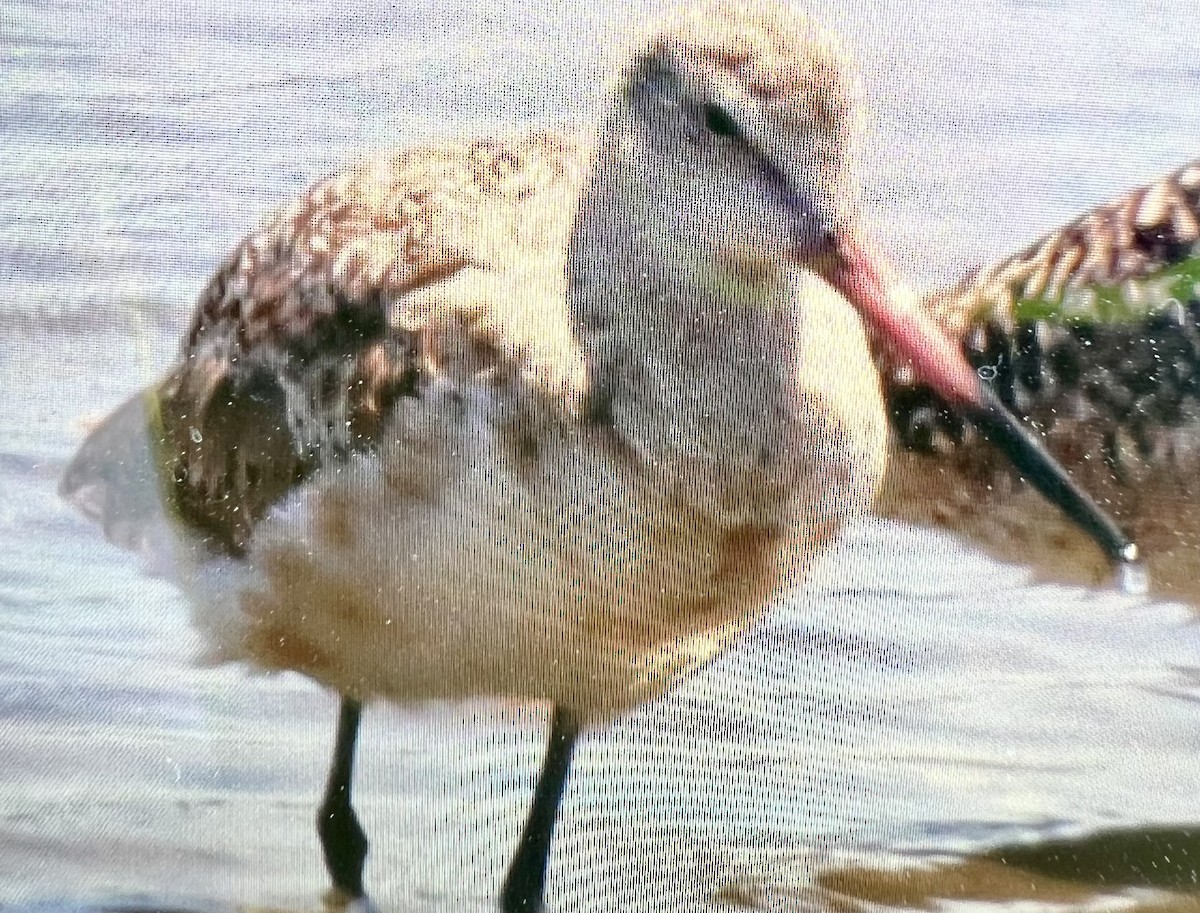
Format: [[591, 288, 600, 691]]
[[821, 233, 1140, 582]]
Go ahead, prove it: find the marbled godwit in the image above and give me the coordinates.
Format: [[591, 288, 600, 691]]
[[883, 158, 1200, 601], [56, 1, 1135, 909]]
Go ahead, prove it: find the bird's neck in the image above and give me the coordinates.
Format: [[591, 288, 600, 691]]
[[562, 125, 888, 536], [569, 214, 843, 537]]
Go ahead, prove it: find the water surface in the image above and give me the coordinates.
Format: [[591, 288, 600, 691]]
[[3, 0, 1200, 910]]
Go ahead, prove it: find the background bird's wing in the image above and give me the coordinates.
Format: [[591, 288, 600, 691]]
[[60, 132, 584, 558], [877, 159, 1200, 603]]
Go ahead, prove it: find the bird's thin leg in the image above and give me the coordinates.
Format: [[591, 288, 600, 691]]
[[500, 704, 580, 913], [318, 696, 369, 901]]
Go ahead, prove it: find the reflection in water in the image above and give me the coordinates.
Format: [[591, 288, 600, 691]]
[[987, 827, 1200, 890], [792, 827, 1200, 913]]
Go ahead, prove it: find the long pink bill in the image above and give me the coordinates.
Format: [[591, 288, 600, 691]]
[[824, 233, 1140, 580]]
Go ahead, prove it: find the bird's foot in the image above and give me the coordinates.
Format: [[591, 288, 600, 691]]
[[322, 886, 379, 913]]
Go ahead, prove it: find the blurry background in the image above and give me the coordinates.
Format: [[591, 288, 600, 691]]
[[3, 0, 1200, 910]]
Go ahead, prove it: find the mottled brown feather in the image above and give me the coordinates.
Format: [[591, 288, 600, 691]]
[[926, 159, 1200, 338], [878, 158, 1200, 603], [62, 132, 588, 557]]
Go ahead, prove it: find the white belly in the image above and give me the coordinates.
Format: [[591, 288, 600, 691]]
[[183, 417, 772, 720], [180, 277, 887, 722]]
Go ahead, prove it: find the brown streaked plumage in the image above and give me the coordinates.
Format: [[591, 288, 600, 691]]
[[61, 132, 590, 560], [880, 158, 1200, 602], [59, 1, 1113, 907], [61, 3, 910, 723], [63, 3, 971, 907], [927, 159, 1200, 338]]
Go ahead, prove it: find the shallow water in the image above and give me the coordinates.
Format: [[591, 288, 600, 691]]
[[3, 0, 1200, 911]]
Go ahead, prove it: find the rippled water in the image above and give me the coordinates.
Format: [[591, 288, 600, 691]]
[[3, 0, 1200, 910]]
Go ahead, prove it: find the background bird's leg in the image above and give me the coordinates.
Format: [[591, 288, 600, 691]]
[[318, 696, 369, 901], [500, 704, 580, 912]]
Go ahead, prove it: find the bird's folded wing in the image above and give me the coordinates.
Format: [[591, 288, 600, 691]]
[[877, 159, 1200, 602], [60, 132, 588, 559]]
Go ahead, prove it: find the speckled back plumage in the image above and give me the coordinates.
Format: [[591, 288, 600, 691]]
[[929, 159, 1200, 337], [881, 158, 1200, 602], [61, 132, 592, 557]]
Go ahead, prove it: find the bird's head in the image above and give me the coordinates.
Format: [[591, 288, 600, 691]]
[[586, 0, 983, 410], [572, 0, 1138, 578], [618, 1, 854, 270]]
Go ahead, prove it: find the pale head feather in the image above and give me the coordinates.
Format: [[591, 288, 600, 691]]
[[615, 0, 864, 217]]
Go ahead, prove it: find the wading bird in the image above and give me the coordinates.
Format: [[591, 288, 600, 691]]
[[58, 1, 1144, 910], [884, 158, 1200, 601]]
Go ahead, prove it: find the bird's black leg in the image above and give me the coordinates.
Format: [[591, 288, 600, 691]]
[[318, 696, 369, 901], [500, 704, 580, 913]]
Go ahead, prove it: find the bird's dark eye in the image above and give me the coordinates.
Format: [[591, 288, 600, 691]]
[[702, 103, 742, 140]]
